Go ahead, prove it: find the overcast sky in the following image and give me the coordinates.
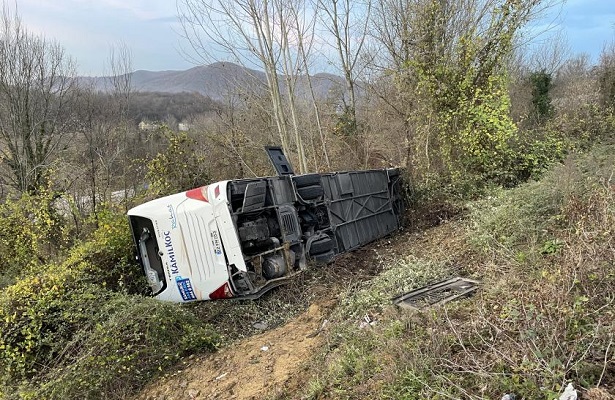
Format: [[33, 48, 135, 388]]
[[14, 0, 615, 76]]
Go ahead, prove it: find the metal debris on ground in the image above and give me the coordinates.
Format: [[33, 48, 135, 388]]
[[392, 277, 480, 310]]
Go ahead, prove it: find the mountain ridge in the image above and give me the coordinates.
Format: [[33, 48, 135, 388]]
[[78, 62, 344, 101]]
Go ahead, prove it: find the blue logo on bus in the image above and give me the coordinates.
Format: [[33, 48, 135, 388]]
[[176, 276, 197, 301]]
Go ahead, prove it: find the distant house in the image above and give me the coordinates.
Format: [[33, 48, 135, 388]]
[[178, 122, 191, 132], [138, 121, 162, 131]]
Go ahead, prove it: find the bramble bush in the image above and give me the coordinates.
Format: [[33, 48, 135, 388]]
[[0, 275, 218, 400], [31, 295, 219, 400], [0, 272, 108, 388]]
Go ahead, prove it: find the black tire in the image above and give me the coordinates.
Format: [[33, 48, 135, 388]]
[[293, 173, 321, 188], [297, 184, 324, 200], [309, 237, 334, 255]]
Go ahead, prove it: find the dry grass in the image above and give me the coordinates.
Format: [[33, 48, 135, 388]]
[[294, 143, 615, 400]]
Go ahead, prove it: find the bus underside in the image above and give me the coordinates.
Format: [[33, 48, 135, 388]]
[[225, 168, 404, 299]]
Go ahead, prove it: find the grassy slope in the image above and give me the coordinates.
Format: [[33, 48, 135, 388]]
[[293, 142, 614, 400]]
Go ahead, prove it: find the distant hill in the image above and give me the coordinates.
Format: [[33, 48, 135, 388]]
[[78, 62, 344, 102]]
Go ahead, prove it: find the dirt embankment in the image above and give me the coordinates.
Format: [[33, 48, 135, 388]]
[[137, 301, 331, 400]]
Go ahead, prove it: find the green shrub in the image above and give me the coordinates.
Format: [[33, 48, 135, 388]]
[[0, 272, 218, 399], [146, 129, 210, 196], [60, 205, 145, 293], [0, 270, 100, 385], [0, 189, 69, 287], [0, 191, 140, 291], [0, 200, 219, 399], [506, 128, 568, 184], [33, 295, 218, 400]]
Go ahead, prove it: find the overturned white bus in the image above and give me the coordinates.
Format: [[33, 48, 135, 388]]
[[127, 147, 404, 302]]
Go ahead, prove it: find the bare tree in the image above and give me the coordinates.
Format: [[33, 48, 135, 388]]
[[595, 41, 615, 107], [107, 42, 133, 120], [106, 42, 136, 207], [0, 5, 77, 193], [274, 0, 313, 173], [178, 0, 322, 172], [178, 0, 292, 158], [73, 82, 105, 222], [317, 0, 371, 132], [290, 3, 331, 169], [552, 53, 597, 115], [526, 31, 570, 75], [368, 0, 436, 168]]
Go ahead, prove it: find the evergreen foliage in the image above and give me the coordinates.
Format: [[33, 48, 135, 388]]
[[529, 69, 554, 123]]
